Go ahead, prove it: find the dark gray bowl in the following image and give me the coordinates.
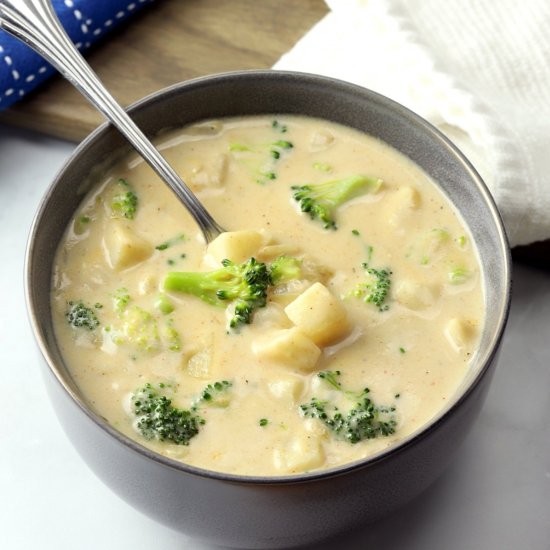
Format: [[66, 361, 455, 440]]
[[25, 70, 511, 549]]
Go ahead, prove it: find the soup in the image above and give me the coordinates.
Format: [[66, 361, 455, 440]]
[[51, 115, 483, 476]]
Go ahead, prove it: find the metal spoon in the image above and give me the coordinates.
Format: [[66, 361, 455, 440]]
[[0, 0, 224, 242]]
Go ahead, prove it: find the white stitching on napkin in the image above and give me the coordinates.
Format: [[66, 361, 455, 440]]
[[1, 49, 19, 103], [99, 2, 146, 37], [63, 0, 88, 35], [3, 1, 152, 105]]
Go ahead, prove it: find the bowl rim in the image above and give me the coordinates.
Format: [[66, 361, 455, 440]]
[[25, 69, 512, 485]]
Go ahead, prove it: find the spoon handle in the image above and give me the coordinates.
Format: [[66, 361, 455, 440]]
[[0, 0, 224, 242]]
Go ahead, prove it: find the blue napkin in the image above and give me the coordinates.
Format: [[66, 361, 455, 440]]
[[0, 0, 154, 111]]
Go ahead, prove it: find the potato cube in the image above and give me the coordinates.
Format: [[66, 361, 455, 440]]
[[284, 282, 350, 346], [267, 375, 304, 402], [186, 348, 212, 379], [394, 186, 420, 210], [138, 274, 157, 295], [103, 222, 152, 270], [445, 318, 477, 352], [269, 279, 312, 307], [395, 280, 439, 311], [302, 418, 328, 438], [273, 434, 325, 473], [189, 153, 227, 189], [384, 187, 421, 229], [205, 230, 264, 266], [309, 130, 334, 152], [252, 327, 321, 372]]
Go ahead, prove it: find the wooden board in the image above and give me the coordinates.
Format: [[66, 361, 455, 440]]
[[0, 0, 328, 141]]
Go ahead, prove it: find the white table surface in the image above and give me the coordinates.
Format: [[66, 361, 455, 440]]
[[1, 123, 549, 550]]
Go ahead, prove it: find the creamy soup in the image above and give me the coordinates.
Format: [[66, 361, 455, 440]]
[[51, 115, 483, 476]]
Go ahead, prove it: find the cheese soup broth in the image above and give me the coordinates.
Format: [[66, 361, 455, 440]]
[[52, 116, 484, 475]]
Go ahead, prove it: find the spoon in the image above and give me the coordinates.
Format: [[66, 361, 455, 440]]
[[0, 0, 225, 243]]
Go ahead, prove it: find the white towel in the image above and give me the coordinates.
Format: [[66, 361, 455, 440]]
[[274, 0, 550, 247]]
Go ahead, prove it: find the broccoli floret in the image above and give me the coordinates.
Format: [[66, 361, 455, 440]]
[[111, 305, 160, 352], [163, 256, 304, 330], [66, 301, 100, 330], [271, 120, 288, 133], [410, 228, 450, 265], [112, 287, 131, 313], [269, 256, 302, 285], [131, 383, 204, 445], [108, 288, 182, 353], [291, 175, 382, 229], [313, 162, 332, 173], [448, 267, 470, 285], [230, 139, 293, 156], [353, 262, 392, 312], [455, 235, 467, 248], [270, 140, 293, 160], [131, 380, 234, 445], [318, 369, 343, 391], [163, 318, 182, 352], [197, 380, 233, 408], [154, 293, 175, 315], [300, 371, 397, 444], [229, 137, 294, 184], [155, 233, 186, 251], [163, 257, 271, 330], [111, 178, 138, 219], [73, 214, 93, 235]]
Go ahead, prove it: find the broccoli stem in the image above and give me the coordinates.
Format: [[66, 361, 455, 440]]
[[164, 256, 304, 330], [163, 258, 271, 330]]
